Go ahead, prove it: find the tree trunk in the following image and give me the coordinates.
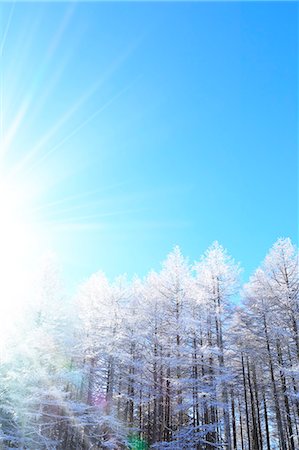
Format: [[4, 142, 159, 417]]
[[262, 389, 271, 450], [241, 353, 251, 450], [263, 315, 287, 450], [276, 338, 295, 450]]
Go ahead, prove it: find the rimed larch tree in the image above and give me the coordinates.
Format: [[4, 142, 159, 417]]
[[0, 238, 298, 450]]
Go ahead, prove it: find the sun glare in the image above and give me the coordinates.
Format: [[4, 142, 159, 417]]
[[0, 1, 135, 340], [0, 176, 40, 323]]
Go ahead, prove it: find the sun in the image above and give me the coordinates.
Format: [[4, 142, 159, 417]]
[[0, 1, 131, 337], [0, 174, 42, 322]]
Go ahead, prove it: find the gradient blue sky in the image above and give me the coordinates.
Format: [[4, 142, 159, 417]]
[[0, 1, 297, 288]]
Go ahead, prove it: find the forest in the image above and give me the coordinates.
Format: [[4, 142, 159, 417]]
[[0, 237, 298, 450]]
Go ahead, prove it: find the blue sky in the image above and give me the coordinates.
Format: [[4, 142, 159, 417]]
[[0, 1, 297, 288]]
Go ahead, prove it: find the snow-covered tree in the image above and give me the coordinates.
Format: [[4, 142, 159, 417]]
[[1, 238, 297, 450]]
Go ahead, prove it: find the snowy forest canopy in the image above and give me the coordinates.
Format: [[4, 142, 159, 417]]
[[0, 238, 298, 450]]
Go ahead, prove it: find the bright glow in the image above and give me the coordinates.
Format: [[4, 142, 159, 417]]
[[0, 176, 41, 326], [0, 2, 135, 344]]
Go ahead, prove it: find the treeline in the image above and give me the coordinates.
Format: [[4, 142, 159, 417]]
[[0, 238, 298, 449]]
